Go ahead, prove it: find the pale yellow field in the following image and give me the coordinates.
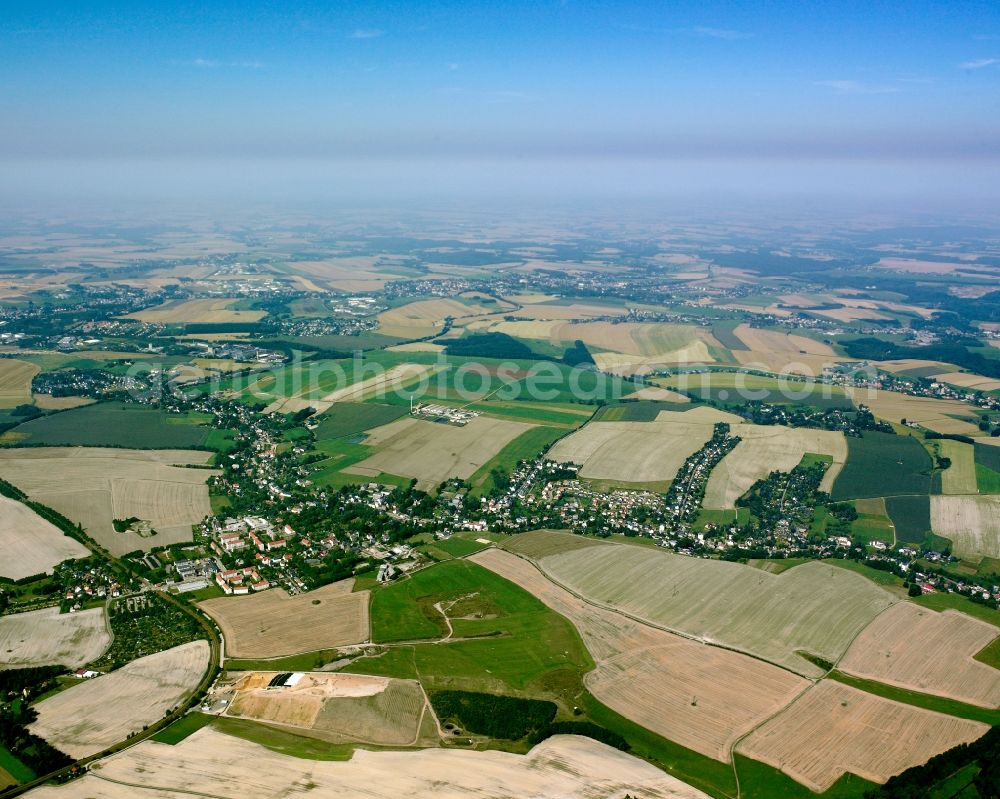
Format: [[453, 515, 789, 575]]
[[29, 640, 210, 759], [840, 603, 1000, 707], [545, 408, 741, 484], [26, 728, 713, 799], [628, 385, 691, 402], [0, 448, 218, 556], [472, 548, 807, 762], [851, 388, 982, 436], [125, 298, 265, 324], [200, 579, 369, 659], [227, 672, 429, 746], [345, 416, 534, 490], [878, 358, 957, 375], [0, 494, 90, 579], [930, 495, 1000, 560], [732, 349, 842, 377], [519, 534, 895, 677], [0, 607, 110, 668], [385, 341, 446, 353], [934, 371, 1000, 392], [733, 324, 837, 356], [737, 681, 988, 791], [511, 301, 624, 320], [377, 298, 482, 338], [31, 394, 96, 410], [703, 424, 847, 508], [938, 440, 979, 495], [0, 359, 39, 407]]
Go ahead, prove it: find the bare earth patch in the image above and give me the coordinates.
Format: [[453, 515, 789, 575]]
[[200, 579, 369, 659], [0, 607, 110, 668], [840, 603, 1000, 708], [737, 681, 989, 792], [29, 640, 210, 759], [0, 494, 90, 579]]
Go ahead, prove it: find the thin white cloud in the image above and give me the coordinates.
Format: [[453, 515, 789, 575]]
[[187, 58, 263, 69], [447, 62, 460, 71], [815, 79, 899, 95], [692, 26, 753, 40], [351, 29, 384, 39], [959, 58, 998, 70]]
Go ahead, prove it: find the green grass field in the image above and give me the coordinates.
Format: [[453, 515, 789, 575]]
[[0, 746, 34, 784], [213, 716, 356, 761], [8, 401, 222, 448], [977, 463, 1000, 493], [832, 432, 934, 500], [431, 537, 491, 557], [314, 402, 408, 440], [593, 399, 693, 421], [912, 591, 1000, 627], [884, 494, 932, 543], [223, 648, 347, 671], [152, 712, 217, 744], [468, 425, 567, 495]]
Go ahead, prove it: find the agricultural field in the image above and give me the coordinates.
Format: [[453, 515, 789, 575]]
[[7, 401, 219, 448], [31, 394, 96, 411], [0, 358, 39, 407], [0, 448, 218, 555], [661, 371, 851, 409], [849, 388, 982, 437], [0, 494, 90, 579], [377, 297, 489, 339], [26, 726, 713, 799], [932, 371, 1000, 392], [831, 432, 935, 500], [471, 548, 808, 762], [0, 606, 110, 668], [545, 406, 741, 486], [703, 424, 847, 508], [124, 298, 265, 324], [884, 495, 931, 544], [225, 672, 431, 747], [199, 579, 369, 659], [627, 385, 690, 402], [937, 439, 979, 494], [839, 603, 1000, 708], [343, 416, 535, 490], [28, 640, 210, 759], [503, 529, 606, 559], [510, 533, 896, 677], [312, 402, 408, 440], [736, 681, 989, 792], [930, 495, 1000, 560]]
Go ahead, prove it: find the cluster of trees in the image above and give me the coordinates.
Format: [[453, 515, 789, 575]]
[[867, 725, 999, 799], [844, 336, 1000, 381], [429, 690, 557, 740], [439, 332, 535, 360], [0, 667, 73, 778]]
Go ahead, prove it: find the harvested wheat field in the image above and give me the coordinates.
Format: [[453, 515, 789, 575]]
[[737, 681, 989, 792], [125, 298, 265, 324], [377, 298, 478, 338], [520, 534, 894, 677], [227, 672, 428, 746], [938, 440, 979, 495], [0, 448, 218, 556], [546, 408, 742, 485], [0, 606, 110, 668], [29, 640, 209, 759], [25, 728, 713, 799], [505, 529, 609, 559], [840, 603, 1000, 707], [850, 388, 982, 437], [345, 416, 534, 490], [0, 359, 39, 407], [930, 495, 1000, 560], [0, 494, 90, 579], [732, 349, 842, 377], [703, 424, 847, 508], [934, 371, 1000, 392], [733, 324, 836, 356], [31, 394, 96, 410], [471, 548, 807, 761], [200, 579, 369, 659], [628, 385, 691, 402]]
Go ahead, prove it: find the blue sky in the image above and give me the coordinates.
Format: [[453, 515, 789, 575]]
[[2, 1, 999, 203]]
